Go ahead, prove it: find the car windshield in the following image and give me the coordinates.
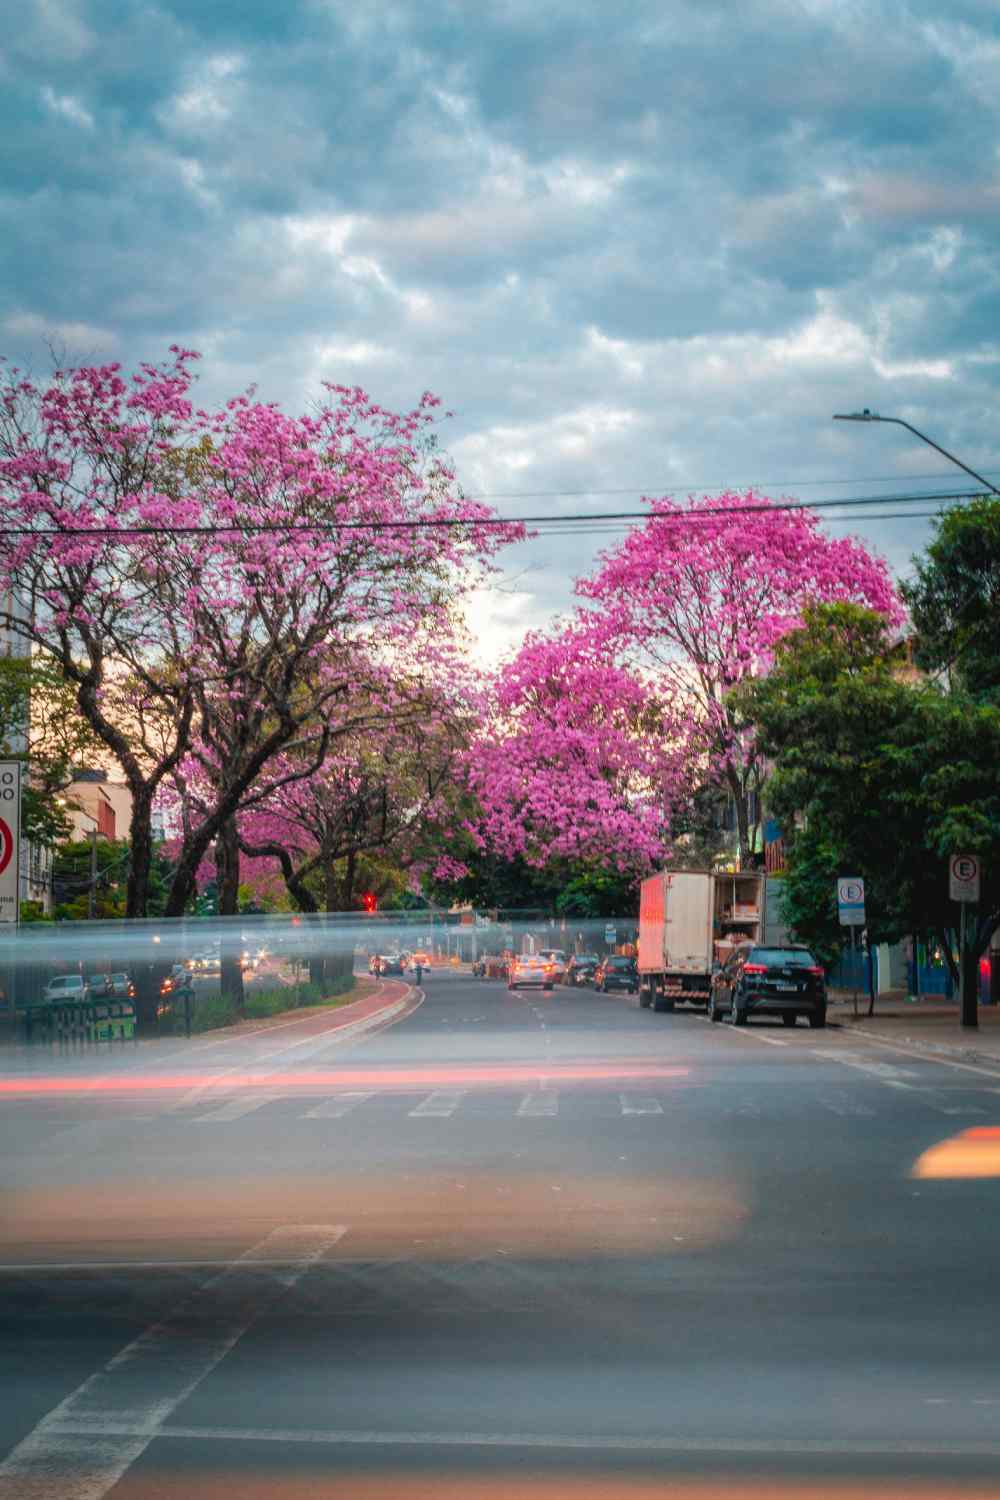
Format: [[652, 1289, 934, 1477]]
[[749, 948, 818, 967], [49, 976, 80, 989]]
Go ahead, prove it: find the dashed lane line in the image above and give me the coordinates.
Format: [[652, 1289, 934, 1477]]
[[408, 1090, 466, 1118], [619, 1094, 663, 1115]]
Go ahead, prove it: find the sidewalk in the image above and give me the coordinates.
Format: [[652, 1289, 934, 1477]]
[[829, 987, 1000, 1067]]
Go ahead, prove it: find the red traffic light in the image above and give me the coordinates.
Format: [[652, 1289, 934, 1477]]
[[362, 891, 377, 913]]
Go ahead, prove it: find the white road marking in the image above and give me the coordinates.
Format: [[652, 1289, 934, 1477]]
[[812, 1051, 921, 1085], [0, 1225, 346, 1500], [409, 1090, 465, 1117], [193, 1093, 279, 1123], [517, 1092, 558, 1116], [723, 1027, 789, 1047], [817, 1093, 876, 1118], [0, 1258, 343, 1273], [619, 1095, 663, 1115], [846, 1031, 1000, 1082], [305, 1092, 374, 1119], [911, 1093, 988, 1116], [36, 1423, 1000, 1459]]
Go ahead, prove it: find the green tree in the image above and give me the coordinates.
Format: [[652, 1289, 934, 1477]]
[[902, 498, 1000, 702], [0, 656, 104, 845], [743, 602, 1000, 1026]]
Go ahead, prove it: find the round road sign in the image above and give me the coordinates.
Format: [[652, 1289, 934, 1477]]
[[0, 816, 13, 877]]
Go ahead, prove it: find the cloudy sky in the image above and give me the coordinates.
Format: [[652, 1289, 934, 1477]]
[[5, 0, 1000, 659]]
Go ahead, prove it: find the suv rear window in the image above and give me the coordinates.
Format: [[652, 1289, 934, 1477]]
[[607, 956, 635, 968], [748, 948, 818, 967]]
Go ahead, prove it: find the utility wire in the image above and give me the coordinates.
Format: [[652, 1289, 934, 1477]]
[[0, 488, 983, 539]]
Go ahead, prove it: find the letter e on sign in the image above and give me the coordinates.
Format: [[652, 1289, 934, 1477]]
[[950, 854, 980, 904]]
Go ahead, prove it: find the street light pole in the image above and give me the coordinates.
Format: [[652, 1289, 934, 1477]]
[[88, 826, 98, 920], [832, 410, 1000, 497]]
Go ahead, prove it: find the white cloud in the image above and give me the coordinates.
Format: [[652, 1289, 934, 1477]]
[[40, 84, 93, 129]]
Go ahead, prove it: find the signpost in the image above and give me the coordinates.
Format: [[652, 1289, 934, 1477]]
[[950, 855, 981, 1030], [0, 761, 21, 928], [837, 878, 866, 1016], [604, 924, 617, 951]]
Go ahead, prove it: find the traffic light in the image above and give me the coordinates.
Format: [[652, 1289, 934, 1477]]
[[362, 891, 377, 913]]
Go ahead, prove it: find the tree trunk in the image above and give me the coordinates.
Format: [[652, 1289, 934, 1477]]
[[725, 766, 752, 870], [125, 786, 155, 919], [216, 817, 245, 1014]]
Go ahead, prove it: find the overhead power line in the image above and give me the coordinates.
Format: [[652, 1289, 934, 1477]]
[[0, 487, 983, 540]]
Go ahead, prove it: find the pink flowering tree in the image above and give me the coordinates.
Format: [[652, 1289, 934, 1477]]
[[467, 624, 697, 875], [0, 350, 524, 930], [575, 491, 904, 866]]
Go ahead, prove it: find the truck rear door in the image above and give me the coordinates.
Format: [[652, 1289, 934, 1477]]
[[663, 872, 712, 972]]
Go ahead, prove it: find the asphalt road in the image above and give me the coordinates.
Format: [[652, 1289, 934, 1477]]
[[2, 969, 1000, 1498]]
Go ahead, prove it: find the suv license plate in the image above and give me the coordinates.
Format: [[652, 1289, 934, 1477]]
[[776, 982, 798, 991]]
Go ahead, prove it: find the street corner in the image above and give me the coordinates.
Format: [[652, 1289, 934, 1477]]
[[912, 1126, 1000, 1180]]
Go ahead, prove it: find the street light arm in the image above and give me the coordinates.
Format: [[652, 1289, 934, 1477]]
[[833, 412, 1000, 497]]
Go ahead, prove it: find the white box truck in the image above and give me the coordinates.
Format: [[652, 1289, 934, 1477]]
[[638, 869, 783, 1012]]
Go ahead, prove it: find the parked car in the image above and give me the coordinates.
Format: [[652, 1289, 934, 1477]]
[[709, 944, 826, 1028], [593, 955, 638, 994], [507, 955, 555, 992], [109, 973, 133, 998], [42, 974, 90, 1004], [538, 949, 567, 981], [86, 974, 112, 998], [564, 954, 599, 986]]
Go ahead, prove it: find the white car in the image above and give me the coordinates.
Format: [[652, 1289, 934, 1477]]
[[508, 956, 555, 992], [42, 974, 90, 1004]]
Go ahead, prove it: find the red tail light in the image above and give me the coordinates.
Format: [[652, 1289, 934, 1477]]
[[742, 963, 767, 975], [807, 966, 824, 976]]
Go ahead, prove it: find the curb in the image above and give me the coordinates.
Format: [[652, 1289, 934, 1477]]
[[313, 984, 422, 1045]]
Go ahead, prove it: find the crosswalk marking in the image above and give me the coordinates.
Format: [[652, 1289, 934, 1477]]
[[193, 1093, 277, 1123], [517, 1093, 558, 1116], [409, 1090, 466, 1117], [817, 1093, 876, 1117], [914, 1092, 987, 1116], [305, 1092, 374, 1119], [619, 1095, 663, 1115]]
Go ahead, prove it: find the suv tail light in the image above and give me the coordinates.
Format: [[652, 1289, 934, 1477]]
[[742, 963, 767, 975], [807, 966, 824, 976]]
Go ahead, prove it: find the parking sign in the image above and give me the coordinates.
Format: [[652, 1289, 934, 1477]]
[[950, 854, 980, 903], [836, 877, 865, 927]]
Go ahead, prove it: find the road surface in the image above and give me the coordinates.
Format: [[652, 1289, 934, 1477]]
[[2, 968, 999, 1498]]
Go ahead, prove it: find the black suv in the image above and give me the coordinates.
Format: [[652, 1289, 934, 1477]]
[[593, 955, 638, 995], [709, 945, 826, 1028]]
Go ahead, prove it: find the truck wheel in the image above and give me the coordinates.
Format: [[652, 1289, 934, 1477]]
[[652, 991, 675, 1013], [639, 982, 652, 1009]]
